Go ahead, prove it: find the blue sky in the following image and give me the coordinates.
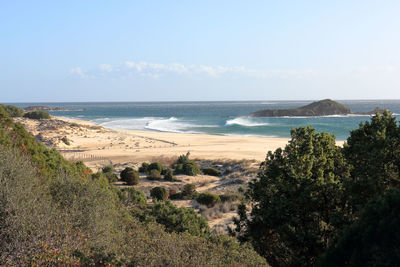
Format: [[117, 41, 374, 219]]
[[1, 1, 400, 102]]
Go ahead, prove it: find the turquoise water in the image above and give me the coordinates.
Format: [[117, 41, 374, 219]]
[[12, 100, 400, 140]]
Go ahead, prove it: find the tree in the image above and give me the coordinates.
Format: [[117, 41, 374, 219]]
[[320, 190, 400, 266], [120, 167, 134, 181], [120, 168, 139, 185], [173, 152, 200, 176], [344, 111, 400, 211], [232, 126, 350, 266]]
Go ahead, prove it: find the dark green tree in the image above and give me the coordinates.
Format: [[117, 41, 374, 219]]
[[150, 186, 168, 201], [232, 126, 350, 266], [320, 190, 400, 267], [344, 111, 400, 211]]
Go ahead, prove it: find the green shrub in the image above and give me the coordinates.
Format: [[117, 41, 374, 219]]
[[220, 193, 245, 203], [173, 153, 200, 176], [150, 186, 168, 201], [202, 167, 221, 176], [182, 184, 197, 199], [124, 169, 139, 185], [138, 162, 149, 173], [102, 165, 114, 174], [120, 167, 134, 181], [118, 187, 147, 207], [163, 168, 175, 181], [61, 136, 70, 145], [150, 201, 210, 237], [23, 110, 50, 120], [0, 104, 24, 117], [148, 162, 163, 173], [147, 169, 161, 180], [196, 192, 221, 207]]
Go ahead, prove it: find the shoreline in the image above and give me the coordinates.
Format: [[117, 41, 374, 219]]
[[16, 116, 293, 169]]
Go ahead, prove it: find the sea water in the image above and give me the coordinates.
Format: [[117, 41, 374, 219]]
[[12, 100, 400, 141]]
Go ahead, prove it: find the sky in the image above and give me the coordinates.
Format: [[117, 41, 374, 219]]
[[1, 1, 400, 102]]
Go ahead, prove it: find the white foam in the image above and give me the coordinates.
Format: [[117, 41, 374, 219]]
[[225, 117, 270, 127]]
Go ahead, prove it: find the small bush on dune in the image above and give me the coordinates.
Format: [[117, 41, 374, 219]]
[[163, 168, 175, 181], [220, 193, 245, 203], [147, 169, 161, 180], [120, 167, 134, 181], [148, 162, 163, 173], [0, 104, 24, 117], [196, 192, 221, 208], [124, 169, 140, 185], [150, 186, 168, 201], [202, 167, 221, 176], [23, 110, 50, 120], [138, 162, 149, 173], [101, 165, 118, 183], [173, 152, 200, 176]]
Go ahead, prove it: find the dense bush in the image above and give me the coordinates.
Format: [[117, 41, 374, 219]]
[[101, 165, 118, 183], [173, 152, 200, 176], [150, 201, 210, 237], [196, 192, 221, 208], [220, 193, 245, 203], [118, 187, 147, 207], [163, 168, 175, 181], [120, 167, 133, 181], [202, 167, 221, 176], [124, 169, 139, 185], [138, 162, 149, 173], [23, 110, 50, 120], [148, 162, 163, 173], [0, 104, 24, 117], [147, 169, 161, 180], [150, 186, 168, 201]]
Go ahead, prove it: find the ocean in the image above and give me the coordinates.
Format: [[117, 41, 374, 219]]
[[12, 100, 400, 141]]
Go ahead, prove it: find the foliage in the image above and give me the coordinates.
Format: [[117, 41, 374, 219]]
[[232, 126, 350, 266], [101, 165, 118, 183], [219, 193, 245, 203], [344, 110, 400, 211], [197, 192, 221, 208], [0, 104, 24, 117], [118, 187, 147, 207], [148, 162, 163, 173], [138, 162, 149, 173], [23, 110, 51, 120], [320, 190, 400, 266], [163, 168, 175, 181], [173, 152, 200, 176], [150, 186, 168, 201], [120, 167, 140, 185], [150, 201, 210, 237], [147, 169, 162, 180], [202, 167, 221, 176]]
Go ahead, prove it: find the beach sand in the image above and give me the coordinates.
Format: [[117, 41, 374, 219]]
[[15, 116, 290, 170]]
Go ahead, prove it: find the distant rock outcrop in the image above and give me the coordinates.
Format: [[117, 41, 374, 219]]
[[24, 106, 84, 112], [251, 99, 351, 117]]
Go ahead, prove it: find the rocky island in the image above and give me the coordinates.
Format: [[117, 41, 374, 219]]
[[251, 99, 388, 117]]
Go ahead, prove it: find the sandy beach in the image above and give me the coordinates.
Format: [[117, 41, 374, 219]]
[[15, 116, 290, 170]]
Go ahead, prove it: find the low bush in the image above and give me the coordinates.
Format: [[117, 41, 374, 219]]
[[163, 168, 175, 181], [138, 162, 149, 173], [147, 169, 162, 180], [202, 167, 221, 176], [120, 167, 139, 185], [23, 111, 50, 120], [220, 193, 245, 203], [148, 162, 163, 173], [0, 104, 24, 117], [196, 192, 221, 208], [101, 165, 118, 183], [173, 153, 200, 176], [150, 187, 168, 201], [118, 187, 147, 207], [102, 165, 114, 174]]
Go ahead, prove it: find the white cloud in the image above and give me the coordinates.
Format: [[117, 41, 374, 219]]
[[71, 61, 318, 80], [99, 64, 113, 72], [69, 67, 87, 78]]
